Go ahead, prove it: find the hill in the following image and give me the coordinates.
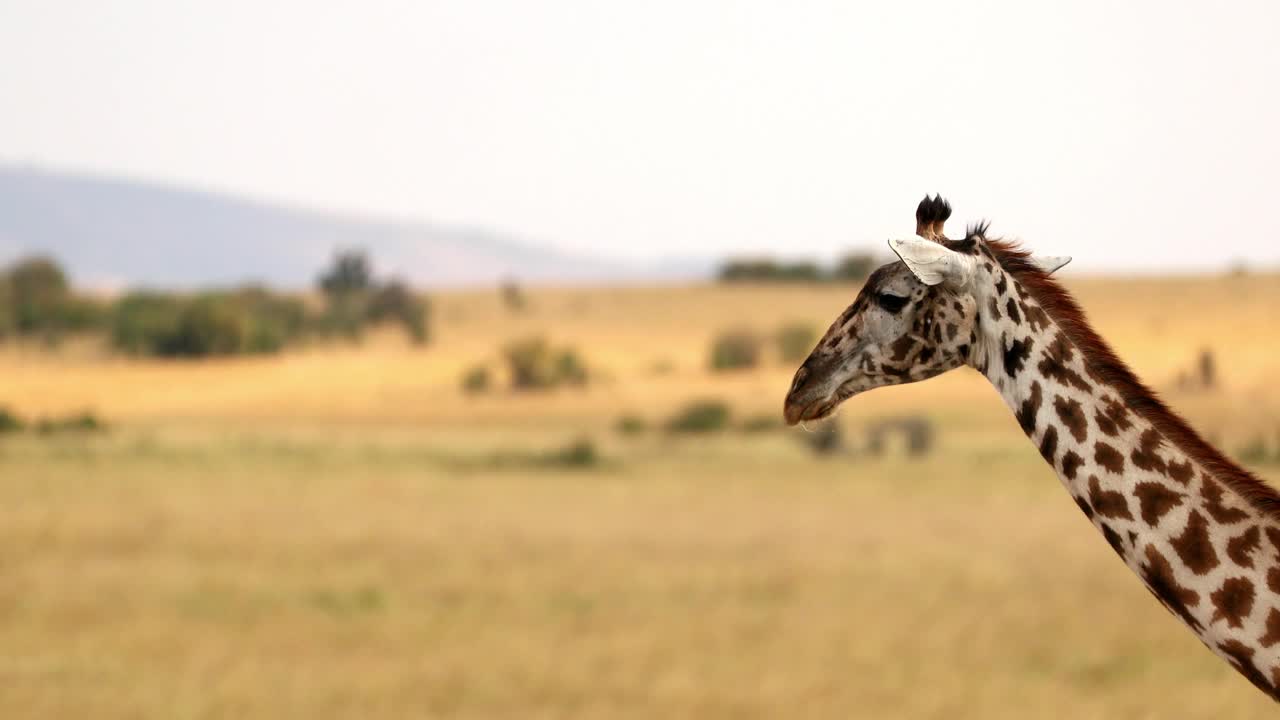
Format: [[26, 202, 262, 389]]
[[0, 165, 699, 289]]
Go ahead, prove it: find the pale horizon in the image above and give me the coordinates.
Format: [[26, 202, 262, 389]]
[[3, 0, 1279, 274]]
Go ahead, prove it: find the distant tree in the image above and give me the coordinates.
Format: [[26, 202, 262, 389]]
[[318, 250, 373, 297], [503, 336, 589, 390], [5, 256, 70, 335], [110, 289, 306, 358], [718, 259, 822, 283], [461, 365, 491, 394], [505, 337, 557, 390], [367, 280, 430, 344], [111, 292, 185, 355], [166, 296, 247, 357], [500, 278, 526, 311], [1198, 348, 1217, 390]]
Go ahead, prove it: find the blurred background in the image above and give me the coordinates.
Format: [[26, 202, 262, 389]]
[[2, 1, 1279, 718]]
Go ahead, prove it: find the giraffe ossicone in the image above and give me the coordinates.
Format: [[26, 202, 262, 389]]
[[784, 195, 1280, 702]]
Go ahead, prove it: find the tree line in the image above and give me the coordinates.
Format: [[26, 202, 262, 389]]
[[718, 251, 882, 283], [0, 251, 429, 357]]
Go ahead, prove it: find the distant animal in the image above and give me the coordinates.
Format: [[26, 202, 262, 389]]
[[784, 195, 1280, 702]]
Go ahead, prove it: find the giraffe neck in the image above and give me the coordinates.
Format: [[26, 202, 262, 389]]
[[973, 262, 1280, 701]]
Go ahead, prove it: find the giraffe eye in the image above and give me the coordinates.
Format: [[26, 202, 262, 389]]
[[875, 293, 909, 314]]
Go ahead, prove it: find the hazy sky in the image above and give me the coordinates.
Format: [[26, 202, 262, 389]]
[[2, 1, 1278, 271]]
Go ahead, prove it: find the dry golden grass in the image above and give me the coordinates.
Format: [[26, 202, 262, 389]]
[[2, 272, 1279, 718]]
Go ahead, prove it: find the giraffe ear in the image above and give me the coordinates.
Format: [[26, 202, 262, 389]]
[[887, 236, 975, 287], [1031, 255, 1072, 276]]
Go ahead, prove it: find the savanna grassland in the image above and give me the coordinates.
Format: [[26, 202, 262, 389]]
[[2, 273, 1280, 719]]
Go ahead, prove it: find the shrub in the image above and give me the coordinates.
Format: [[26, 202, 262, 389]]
[[775, 323, 818, 363], [710, 329, 762, 372], [367, 280, 430, 345], [616, 414, 648, 436], [665, 400, 731, 434], [235, 287, 308, 353], [0, 406, 23, 434], [503, 337, 588, 390], [543, 437, 598, 468], [740, 414, 782, 433], [35, 411, 106, 435], [1197, 348, 1217, 390], [110, 292, 185, 355], [461, 365, 491, 394], [718, 259, 823, 283], [323, 294, 371, 341], [501, 279, 526, 311], [554, 349, 588, 386], [6, 256, 69, 334], [112, 290, 309, 357], [317, 250, 373, 297], [167, 297, 247, 356], [505, 337, 557, 390]]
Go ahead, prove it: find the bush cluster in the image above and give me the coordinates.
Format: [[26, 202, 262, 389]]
[[718, 251, 882, 284], [503, 337, 588, 391], [111, 289, 307, 358], [709, 330, 762, 371], [0, 251, 433, 358], [709, 322, 819, 372], [0, 406, 107, 435], [0, 256, 107, 341], [316, 252, 430, 345], [664, 400, 732, 434]]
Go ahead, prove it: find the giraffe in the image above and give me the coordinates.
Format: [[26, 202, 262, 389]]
[[783, 195, 1280, 701]]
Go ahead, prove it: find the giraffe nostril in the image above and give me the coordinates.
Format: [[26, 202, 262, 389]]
[[789, 367, 810, 396]]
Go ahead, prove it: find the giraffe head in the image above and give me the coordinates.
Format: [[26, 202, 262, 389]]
[[783, 196, 1070, 425]]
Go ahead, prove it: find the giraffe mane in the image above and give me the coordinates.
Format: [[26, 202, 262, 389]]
[[968, 233, 1280, 520]]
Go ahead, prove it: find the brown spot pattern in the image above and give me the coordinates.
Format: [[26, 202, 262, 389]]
[[1140, 544, 1202, 631], [1170, 510, 1219, 575], [1267, 527, 1280, 556], [1073, 495, 1094, 519], [1133, 482, 1185, 526], [1216, 639, 1279, 698], [1060, 451, 1083, 480], [1038, 333, 1092, 392], [1006, 298, 1021, 324], [1054, 396, 1089, 443], [1016, 382, 1042, 436], [1227, 526, 1262, 569], [1260, 608, 1280, 648], [1131, 428, 1168, 475], [1211, 577, 1256, 629], [1094, 442, 1125, 474], [1094, 398, 1132, 437], [1039, 426, 1059, 464], [1167, 458, 1194, 485], [1202, 476, 1251, 524], [1023, 302, 1051, 331], [890, 335, 916, 362], [1088, 476, 1133, 521], [1101, 523, 1126, 558]]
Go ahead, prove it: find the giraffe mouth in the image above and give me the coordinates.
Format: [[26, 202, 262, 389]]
[[784, 396, 838, 426], [784, 375, 877, 426]]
